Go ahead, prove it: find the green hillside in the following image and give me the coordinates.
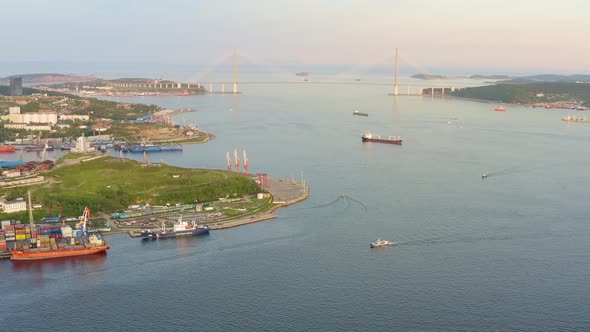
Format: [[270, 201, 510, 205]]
[[1, 155, 261, 218], [449, 83, 590, 106]]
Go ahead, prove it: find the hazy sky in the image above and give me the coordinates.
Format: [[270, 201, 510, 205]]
[[1, 0, 589, 74]]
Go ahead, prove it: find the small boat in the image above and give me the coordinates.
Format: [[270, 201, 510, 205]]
[[0, 146, 16, 152], [494, 107, 507, 112], [353, 110, 369, 117], [562, 115, 590, 123], [370, 239, 397, 248], [482, 174, 488, 179]]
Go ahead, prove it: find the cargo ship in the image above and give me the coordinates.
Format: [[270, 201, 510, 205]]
[[10, 207, 109, 261], [362, 132, 403, 145], [0, 160, 24, 168], [25, 144, 54, 152], [122, 145, 183, 153], [0, 145, 16, 152], [141, 216, 209, 239]]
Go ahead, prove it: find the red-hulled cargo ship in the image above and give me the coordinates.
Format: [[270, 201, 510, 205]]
[[10, 207, 109, 261], [362, 132, 403, 145], [11, 244, 108, 260]]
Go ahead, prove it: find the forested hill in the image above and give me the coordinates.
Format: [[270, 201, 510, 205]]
[[448, 83, 590, 106]]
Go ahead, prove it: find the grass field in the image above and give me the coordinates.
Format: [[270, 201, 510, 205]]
[[0, 154, 261, 219]]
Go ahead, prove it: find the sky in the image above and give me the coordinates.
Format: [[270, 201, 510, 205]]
[[1, 0, 589, 76]]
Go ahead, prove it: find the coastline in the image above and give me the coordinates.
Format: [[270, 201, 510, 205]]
[[118, 175, 310, 236]]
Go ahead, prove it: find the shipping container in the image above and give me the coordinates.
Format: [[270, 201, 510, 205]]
[[43, 217, 62, 223]]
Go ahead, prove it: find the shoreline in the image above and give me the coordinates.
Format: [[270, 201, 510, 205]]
[[117, 176, 310, 237]]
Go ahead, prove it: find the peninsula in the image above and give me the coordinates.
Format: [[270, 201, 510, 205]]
[[0, 85, 210, 144], [0, 154, 308, 232], [47, 77, 207, 96]]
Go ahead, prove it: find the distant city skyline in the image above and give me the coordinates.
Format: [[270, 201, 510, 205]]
[[1, 0, 589, 76]]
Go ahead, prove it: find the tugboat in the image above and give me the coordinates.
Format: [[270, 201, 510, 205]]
[[141, 216, 209, 240], [362, 132, 402, 145], [370, 239, 396, 248]]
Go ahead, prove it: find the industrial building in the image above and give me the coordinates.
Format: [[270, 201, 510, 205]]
[[0, 198, 27, 213]]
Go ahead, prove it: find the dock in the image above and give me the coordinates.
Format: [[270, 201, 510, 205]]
[[209, 176, 309, 229]]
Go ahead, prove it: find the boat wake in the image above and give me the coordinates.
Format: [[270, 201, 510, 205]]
[[296, 195, 368, 212], [483, 166, 520, 178]]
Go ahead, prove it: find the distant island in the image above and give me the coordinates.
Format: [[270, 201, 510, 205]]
[[467, 75, 513, 80], [412, 73, 514, 80], [0, 73, 96, 85], [411, 74, 447, 80], [498, 74, 590, 84]]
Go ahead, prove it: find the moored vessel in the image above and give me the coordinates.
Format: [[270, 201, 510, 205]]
[[124, 145, 183, 153], [142, 216, 209, 239], [10, 207, 109, 261], [0, 145, 16, 152], [370, 239, 396, 248], [0, 160, 24, 168], [362, 132, 402, 145]]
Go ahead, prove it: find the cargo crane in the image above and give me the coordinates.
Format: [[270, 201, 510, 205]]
[[27, 190, 36, 245], [234, 148, 240, 172], [40, 140, 49, 161], [76, 207, 92, 232], [243, 149, 249, 174]]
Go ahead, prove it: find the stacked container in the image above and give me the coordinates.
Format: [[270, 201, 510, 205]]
[[37, 235, 51, 249], [0, 229, 6, 251], [4, 225, 16, 241]]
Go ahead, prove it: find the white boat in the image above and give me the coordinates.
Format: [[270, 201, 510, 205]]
[[370, 239, 397, 248]]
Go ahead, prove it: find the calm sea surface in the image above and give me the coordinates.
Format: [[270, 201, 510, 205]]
[[1, 80, 590, 331]]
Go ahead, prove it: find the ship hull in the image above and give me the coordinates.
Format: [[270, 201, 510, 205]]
[[362, 137, 402, 145], [128, 145, 183, 153], [156, 228, 209, 239], [0, 146, 16, 152], [10, 245, 109, 261]]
